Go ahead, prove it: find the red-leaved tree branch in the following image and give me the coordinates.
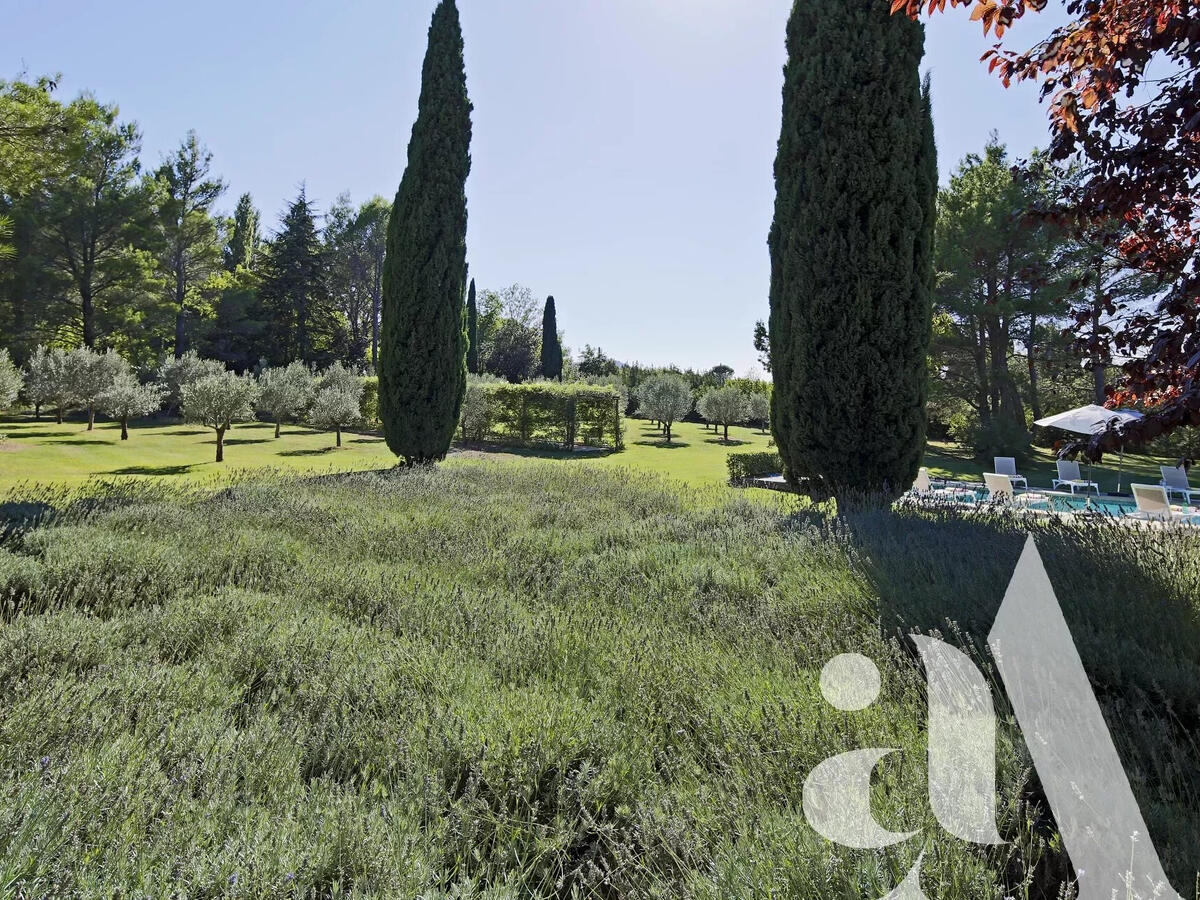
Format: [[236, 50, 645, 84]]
[[894, 0, 1200, 457]]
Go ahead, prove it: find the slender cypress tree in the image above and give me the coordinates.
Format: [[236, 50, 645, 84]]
[[768, 0, 936, 496], [466, 278, 479, 374], [540, 295, 563, 380], [224, 193, 260, 272], [380, 0, 472, 463]]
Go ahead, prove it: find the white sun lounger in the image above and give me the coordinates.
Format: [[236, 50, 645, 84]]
[[911, 467, 975, 501], [1052, 459, 1099, 495], [1159, 466, 1200, 504], [984, 472, 1038, 506], [993, 457, 1028, 490], [1127, 484, 1176, 522]]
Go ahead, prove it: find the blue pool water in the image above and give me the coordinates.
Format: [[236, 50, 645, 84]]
[[971, 490, 1194, 518], [1029, 495, 1136, 516], [950, 488, 1142, 516]]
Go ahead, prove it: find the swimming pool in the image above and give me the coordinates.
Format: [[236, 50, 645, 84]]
[[1028, 494, 1137, 516], [937, 484, 1152, 517], [961, 488, 1196, 519]]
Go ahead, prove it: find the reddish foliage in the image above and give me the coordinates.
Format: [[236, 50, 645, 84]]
[[895, 0, 1200, 457]]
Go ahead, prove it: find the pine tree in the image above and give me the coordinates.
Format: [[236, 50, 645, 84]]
[[379, 0, 472, 463], [259, 188, 332, 366], [540, 295, 562, 380], [153, 131, 225, 357], [767, 0, 936, 496], [466, 278, 479, 374]]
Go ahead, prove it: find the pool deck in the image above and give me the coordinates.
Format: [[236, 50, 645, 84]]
[[916, 477, 1200, 527], [749, 473, 1200, 527]]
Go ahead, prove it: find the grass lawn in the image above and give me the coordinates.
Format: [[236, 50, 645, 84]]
[[0, 415, 777, 493], [0, 465, 1197, 896], [0, 415, 398, 490], [462, 418, 777, 491], [0, 412, 1184, 499], [595, 419, 774, 486]]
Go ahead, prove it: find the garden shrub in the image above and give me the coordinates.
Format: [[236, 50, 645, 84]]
[[0, 468, 1198, 894], [727, 451, 784, 483], [459, 380, 492, 442], [459, 382, 623, 450]]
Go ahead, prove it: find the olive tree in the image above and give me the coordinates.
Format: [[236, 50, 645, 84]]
[[29, 347, 75, 424], [747, 391, 770, 434], [308, 384, 363, 447], [65, 347, 127, 430], [698, 385, 749, 443], [22, 346, 60, 419], [317, 362, 361, 395], [636, 374, 692, 443], [158, 350, 225, 414], [21, 345, 58, 420], [257, 362, 314, 438], [0, 350, 21, 412], [460, 380, 492, 442], [98, 374, 167, 440], [182, 371, 259, 462]]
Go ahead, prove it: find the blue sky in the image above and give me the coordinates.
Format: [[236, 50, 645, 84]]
[[5, 0, 1066, 373]]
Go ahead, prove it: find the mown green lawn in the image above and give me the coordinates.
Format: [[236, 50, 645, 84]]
[[1, 465, 1198, 896], [0, 415, 777, 493], [0, 412, 1182, 497], [0, 415, 398, 490], [469, 418, 777, 491]]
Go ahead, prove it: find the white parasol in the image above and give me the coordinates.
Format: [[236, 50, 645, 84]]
[[1033, 405, 1145, 493]]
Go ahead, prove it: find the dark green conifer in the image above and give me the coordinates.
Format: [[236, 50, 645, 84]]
[[224, 193, 260, 272], [466, 278, 479, 374], [259, 187, 330, 366], [380, 0, 472, 463], [767, 0, 936, 496], [540, 295, 562, 381]]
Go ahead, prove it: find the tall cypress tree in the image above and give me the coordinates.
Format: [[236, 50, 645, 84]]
[[225, 193, 260, 272], [466, 278, 479, 374], [768, 0, 936, 496], [380, 0, 472, 463], [540, 295, 562, 380]]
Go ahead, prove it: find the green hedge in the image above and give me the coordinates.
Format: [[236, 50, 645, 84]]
[[463, 382, 624, 450], [727, 451, 784, 483]]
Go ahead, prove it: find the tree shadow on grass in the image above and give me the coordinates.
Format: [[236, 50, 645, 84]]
[[451, 442, 611, 462], [277, 447, 338, 457], [46, 438, 113, 446], [7, 430, 75, 439], [633, 440, 690, 450], [705, 438, 752, 447], [171, 429, 209, 437], [927, 442, 977, 462], [105, 464, 196, 477], [207, 438, 271, 447]]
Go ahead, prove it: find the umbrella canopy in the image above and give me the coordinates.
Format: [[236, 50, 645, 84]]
[[1034, 404, 1145, 494], [1033, 404, 1143, 436]]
